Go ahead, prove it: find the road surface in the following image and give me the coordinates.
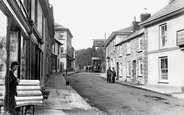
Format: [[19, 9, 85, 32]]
[[66, 72, 184, 115]]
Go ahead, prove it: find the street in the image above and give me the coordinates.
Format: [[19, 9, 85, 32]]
[[66, 72, 184, 115]]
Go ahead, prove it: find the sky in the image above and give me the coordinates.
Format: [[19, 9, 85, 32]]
[[49, 0, 168, 50]]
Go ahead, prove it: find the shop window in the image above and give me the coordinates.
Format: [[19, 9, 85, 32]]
[[10, 31, 19, 62], [0, 10, 7, 80], [20, 35, 27, 79]]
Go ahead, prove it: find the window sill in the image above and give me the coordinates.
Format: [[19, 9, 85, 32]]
[[159, 47, 168, 51], [138, 75, 143, 77], [138, 50, 142, 53], [127, 75, 131, 78], [158, 81, 169, 84]]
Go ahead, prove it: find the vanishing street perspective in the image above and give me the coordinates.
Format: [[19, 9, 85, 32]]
[[0, 0, 184, 115]]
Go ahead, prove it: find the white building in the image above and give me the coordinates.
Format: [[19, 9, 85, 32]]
[[54, 23, 75, 71], [140, 0, 184, 92]]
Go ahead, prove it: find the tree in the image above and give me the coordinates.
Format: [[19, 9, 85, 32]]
[[75, 46, 105, 70]]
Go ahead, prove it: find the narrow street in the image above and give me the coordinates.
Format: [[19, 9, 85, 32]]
[[66, 72, 184, 115]]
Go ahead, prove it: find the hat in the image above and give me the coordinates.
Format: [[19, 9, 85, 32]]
[[11, 61, 20, 68]]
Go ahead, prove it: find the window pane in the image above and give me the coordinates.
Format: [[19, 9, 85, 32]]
[[162, 36, 166, 46], [0, 11, 7, 81], [160, 57, 168, 80], [20, 36, 26, 79]]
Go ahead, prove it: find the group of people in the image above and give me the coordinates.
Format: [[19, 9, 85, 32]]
[[106, 67, 116, 83]]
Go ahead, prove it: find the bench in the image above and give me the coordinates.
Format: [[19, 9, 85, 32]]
[[0, 80, 43, 115]]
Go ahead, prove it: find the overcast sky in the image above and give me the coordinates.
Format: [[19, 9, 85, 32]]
[[49, 0, 168, 50]]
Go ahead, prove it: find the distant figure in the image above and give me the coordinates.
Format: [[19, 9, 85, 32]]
[[85, 66, 88, 72], [89, 66, 91, 73], [112, 67, 116, 83], [9, 61, 20, 115], [107, 67, 112, 83]]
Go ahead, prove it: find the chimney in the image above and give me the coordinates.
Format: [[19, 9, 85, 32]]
[[132, 16, 140, 32], [168, 0, 175, 4], [140, 8, 151, 22]]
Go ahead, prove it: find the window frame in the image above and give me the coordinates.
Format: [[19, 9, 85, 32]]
[[159, 24, 167, 49], [126, 62, 131, 77], [138, 36, 143, 52], [126, 42, 131, 55], [138, 59, 143, 76], [159, 56, 168, 82]]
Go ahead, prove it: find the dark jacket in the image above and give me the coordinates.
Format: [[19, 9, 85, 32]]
[[112, 70, 116, 77], [9, 70, 19, 96]]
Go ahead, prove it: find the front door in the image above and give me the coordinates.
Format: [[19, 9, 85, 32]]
[[116, 62, 119, 80], [133, 60, 136, 82]]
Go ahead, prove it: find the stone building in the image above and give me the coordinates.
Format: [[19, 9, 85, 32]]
[[115, 13, 151, 84], [104, 26, 133, 76]]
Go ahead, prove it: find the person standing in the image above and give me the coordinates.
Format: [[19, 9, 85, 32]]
[[112, 67, 116, 83], [9, 61, 20, 115], [106, 67, 111, 83]]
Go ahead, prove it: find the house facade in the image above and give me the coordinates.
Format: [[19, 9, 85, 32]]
[[115, 13, 151, 84], [0, 0, 54, 112], [54, 23, 75, 71], [116, 29, 145, 84], [140, 0, 184, 91], [52, 39, 62, 73], [105, 27, 132, 79]]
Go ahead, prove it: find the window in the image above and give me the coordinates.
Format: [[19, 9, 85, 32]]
[[60, 47, 64, 53], [0, 10, 7, 80], [138, 59, 143, 76], [160, 24, 167, 48], [126, 62, 131, 76], [20, 35, 27, 79], [138, 36, 143, 52], [127, 42, 131, 55], [59, 34, 63, 40], [159, 57, 168, 81], [119, 45, 122, 57]]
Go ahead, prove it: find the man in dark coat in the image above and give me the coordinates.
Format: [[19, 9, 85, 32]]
[[107, 67, 112, 83], [112, 67, 116, 83]]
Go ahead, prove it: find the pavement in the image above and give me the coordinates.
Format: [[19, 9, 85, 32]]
[[34, 71, 97, 115], [99, 73, 184, 100]]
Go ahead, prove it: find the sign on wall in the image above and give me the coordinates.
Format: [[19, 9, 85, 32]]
[[177, 29, 184, 46]]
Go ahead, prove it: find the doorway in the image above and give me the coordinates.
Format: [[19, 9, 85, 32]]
[[116, 62, 119, 80], [132, 60, 136, 82]]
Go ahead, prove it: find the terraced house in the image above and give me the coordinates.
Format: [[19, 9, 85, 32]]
[[115, 13, 151, 84], [140, 0, 184, 92], [105, 26, 132, 79]]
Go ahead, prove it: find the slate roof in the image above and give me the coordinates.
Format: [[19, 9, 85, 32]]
[[104, 26, 133, 47], [54, 22, 73, 38], [116, 29, 144, 46], [114, 26, 133, 33], [140, 0, 184, 26]]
